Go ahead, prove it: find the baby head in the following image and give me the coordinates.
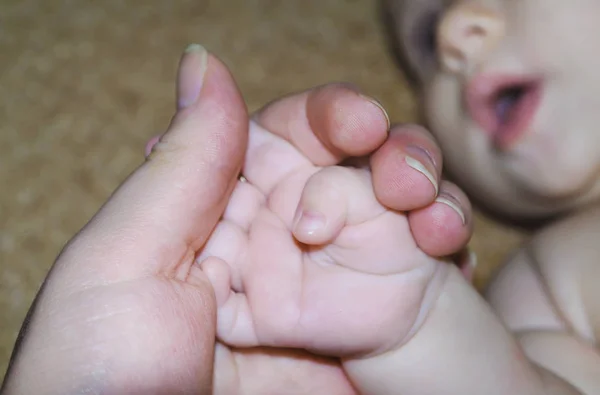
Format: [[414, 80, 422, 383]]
[[384, 0, 600, 222]]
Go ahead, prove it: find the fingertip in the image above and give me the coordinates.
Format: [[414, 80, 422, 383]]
[[292, 168, 349, 245], [144, 134, 161, 157], [388, 124, 443, 175], [370, 124, 444, 211], [149, 48, 250, 187], [307, 84, 389, 159], [84, 45, 250, 280], [409, 181, 473, 257], [435, 194, 466, 226], [199, 256, 232, 307], [251, 82, 389, 169], [358, 93, 391, 131], [293, 208, 325, 242], [371, 145, 437, 211], [436, 182, 473, 227], [292, 208, 344, 246], [151, 47, 248, 167], [176, 44, 209, 111]]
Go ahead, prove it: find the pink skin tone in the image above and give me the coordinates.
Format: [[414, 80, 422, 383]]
[[144, 135, 160, 157], [384, 0, 600, 393], [9, 0, 599, 389], [465, 74, 542, 151], [386, 0, 600, 219], [1, 46, 472, 395]]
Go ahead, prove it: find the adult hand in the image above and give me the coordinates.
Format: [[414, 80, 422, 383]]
[[2, 44, 471, 395], [2, 45, 247, 395]]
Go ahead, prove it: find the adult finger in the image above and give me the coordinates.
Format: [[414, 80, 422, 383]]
[[252, 83, 390, 166], [408, 180, 474, 257], [370, 124, 443, 211], [58, 44, 249, 286]]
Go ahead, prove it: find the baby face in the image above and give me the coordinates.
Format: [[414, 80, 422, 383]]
[[385, 0, 600, 220]]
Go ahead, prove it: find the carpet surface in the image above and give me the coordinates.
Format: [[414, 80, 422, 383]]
[[0, 0, 526, 378]]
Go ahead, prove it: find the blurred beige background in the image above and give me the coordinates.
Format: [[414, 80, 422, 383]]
[[0, 0, 526, 379]]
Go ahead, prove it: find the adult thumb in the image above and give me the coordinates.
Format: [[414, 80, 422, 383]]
[[57, 44, 249, 286]]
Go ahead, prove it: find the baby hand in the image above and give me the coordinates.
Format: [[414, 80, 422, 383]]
[[199, 117, 472, 359]]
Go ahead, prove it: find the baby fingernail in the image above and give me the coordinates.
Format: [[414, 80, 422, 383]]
[[177, 43, 209, 110], [359, 94, 390, 131], [435, 194, 466, 225], [294, 210, 326, 236], [405, 155, 438, 195]]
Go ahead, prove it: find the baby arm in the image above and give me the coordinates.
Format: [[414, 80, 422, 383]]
[[202, 115, 598, 394], [346, 209, 600, 395], [344, 264, 586, 394]]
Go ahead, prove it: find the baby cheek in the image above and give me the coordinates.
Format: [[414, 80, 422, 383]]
[[505, 137, 600, 199], [423, 80, 469, 156]]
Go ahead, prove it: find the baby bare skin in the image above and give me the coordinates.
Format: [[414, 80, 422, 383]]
[[384, 0, 600, 392], [201, 118, 575, 395]]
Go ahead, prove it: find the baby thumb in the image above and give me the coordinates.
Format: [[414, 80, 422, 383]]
[[293, 166, 382, 246]]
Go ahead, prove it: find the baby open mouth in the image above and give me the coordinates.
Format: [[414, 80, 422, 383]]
[[495, 85, 527, 125], [467, 75, 542, 150]]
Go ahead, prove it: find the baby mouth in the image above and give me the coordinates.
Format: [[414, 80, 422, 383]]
[[466, 75, 542, 151]]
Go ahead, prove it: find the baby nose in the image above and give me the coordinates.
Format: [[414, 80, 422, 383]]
[[437, 2, 505, 74]]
